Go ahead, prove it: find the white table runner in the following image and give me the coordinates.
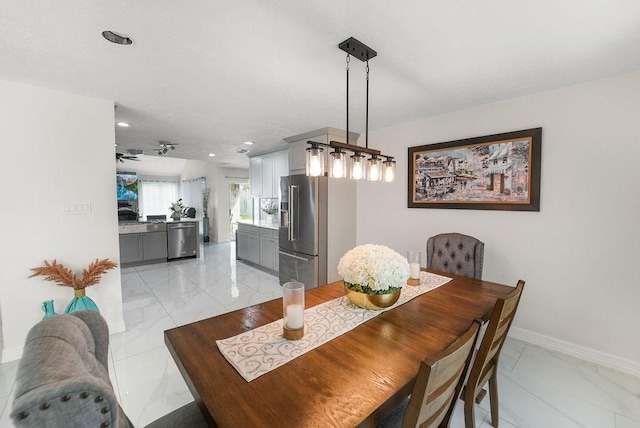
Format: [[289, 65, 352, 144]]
[[216, 272, 452, 382]]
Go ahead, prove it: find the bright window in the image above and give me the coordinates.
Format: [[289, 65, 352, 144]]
[[181, 177, 206, 217], [139, 179, 179, 220]]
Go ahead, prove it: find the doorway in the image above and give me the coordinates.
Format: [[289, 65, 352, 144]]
[[229, 181, 251, 241]]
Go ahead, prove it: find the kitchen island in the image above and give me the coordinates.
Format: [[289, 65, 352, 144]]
[[118, 220, 200, 267], [235, 220, 279, 272]]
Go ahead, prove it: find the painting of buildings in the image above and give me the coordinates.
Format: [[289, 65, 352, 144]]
[[409, 128, 541, 210]]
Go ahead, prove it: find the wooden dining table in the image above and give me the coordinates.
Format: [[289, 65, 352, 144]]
[[164, 270, 515, 427]]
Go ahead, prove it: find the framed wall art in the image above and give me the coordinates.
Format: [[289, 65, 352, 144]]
[[408, 127, 541, 211]]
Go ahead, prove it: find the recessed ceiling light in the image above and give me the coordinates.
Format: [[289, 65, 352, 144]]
[[116, 122, 130, 127], [236, 149, 249, 154], [102, 30, 133, 45], [244, 141, 254, 145], [209, 153, 216, 157]]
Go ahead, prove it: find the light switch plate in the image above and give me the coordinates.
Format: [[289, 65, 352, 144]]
[[63, 202, 92, 214]]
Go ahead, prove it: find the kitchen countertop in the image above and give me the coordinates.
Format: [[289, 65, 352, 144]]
[[118, 219, 200, 225], [237, 219, 279, 230], [118, 219, 200, 234]]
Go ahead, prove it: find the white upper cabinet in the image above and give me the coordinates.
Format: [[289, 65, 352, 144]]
[[249, 149, 289, 198], [249, 157, 263, 197], [272, 150, 289, 198], [261, 153, 274, 197]]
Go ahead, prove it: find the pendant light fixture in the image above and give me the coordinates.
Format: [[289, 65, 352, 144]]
[[383, 157, 396, 182], [368, 155, 382, 181], [350, 152, 367, 180], [305, 37, 395, 182], [305, 142, 324, 177], [328, 147, 347, 178]]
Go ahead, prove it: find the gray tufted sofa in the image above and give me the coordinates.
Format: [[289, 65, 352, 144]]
[[11, 311, 207, 428], [426, 233, 484, 279]]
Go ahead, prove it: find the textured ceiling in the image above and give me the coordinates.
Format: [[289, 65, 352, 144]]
[[2, 1, 639, 169]]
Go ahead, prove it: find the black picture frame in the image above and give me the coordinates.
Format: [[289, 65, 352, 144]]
[[408, 128, 541, 211]]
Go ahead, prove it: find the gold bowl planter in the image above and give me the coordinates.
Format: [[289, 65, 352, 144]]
[[345, 286, 401, 310]]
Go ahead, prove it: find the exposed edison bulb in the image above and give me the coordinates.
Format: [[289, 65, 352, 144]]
[[305, 146, 324, 177], [351, 154, 366, 180], [309, 155, 322, 176], [352, 162, 364, 180], [383, 159, 396, 182], [329, 151, 347, 178], [369, 164, 380, 181], [333, 158, 344, 177], [384, 167, 394, 182], [368, 157, 382, 182]]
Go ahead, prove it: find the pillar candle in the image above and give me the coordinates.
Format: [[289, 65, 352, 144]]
[[285, 304, 304, 330], [410, 262, 421, 279]]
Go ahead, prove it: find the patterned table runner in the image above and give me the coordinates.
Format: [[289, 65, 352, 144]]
[[216, 272, 452, 382]]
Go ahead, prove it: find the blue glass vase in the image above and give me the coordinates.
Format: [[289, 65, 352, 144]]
[[64, 289, 99, 313], [42, 300, 57, 319]]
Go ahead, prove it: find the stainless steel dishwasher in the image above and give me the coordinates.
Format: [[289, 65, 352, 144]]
[[167, 221, 198, 260]]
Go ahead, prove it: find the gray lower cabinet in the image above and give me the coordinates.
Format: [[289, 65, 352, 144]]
[[119, 232, 168, 265], [236, 231, 248, 260], [260, 235, 277, 271], [142, 231, 168, 260], [237, 223, 278, 271], [237, 226, 260, 265], [119, 234, 143, 264]]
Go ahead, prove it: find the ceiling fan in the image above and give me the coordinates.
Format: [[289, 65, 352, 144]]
[[154, 141, 179, 156], [116, 151, 142, 163]]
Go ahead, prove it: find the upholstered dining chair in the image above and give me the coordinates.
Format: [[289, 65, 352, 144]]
[[377, 320, 481, 428], [11, 310, 207, 428], [463, 280, 525, 428], [426, 233, 485, 279]]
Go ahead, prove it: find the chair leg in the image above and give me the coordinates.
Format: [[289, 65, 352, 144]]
[[489, 372, 499, 427], [464, 394, 476, 428]]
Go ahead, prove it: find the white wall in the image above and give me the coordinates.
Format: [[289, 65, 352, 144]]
[[212, 168, 250, 243], [0, 80, 125, 362], [357, 72, 640, 373], [178, 160, 248, 243]]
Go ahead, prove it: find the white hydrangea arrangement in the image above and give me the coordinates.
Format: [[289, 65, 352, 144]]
[[169, 198, 184, 213], [337, 244, 410, 295]]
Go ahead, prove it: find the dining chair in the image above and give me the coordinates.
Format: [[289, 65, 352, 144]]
[[463, 280, 525, 428], [11, 310, 207, 428], [426, 233, 484, 279], [377, 320, 481, 428]]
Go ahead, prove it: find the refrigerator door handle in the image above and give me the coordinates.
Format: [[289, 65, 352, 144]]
[[278, 250, 311, 262], [288, 185, 298, 241]]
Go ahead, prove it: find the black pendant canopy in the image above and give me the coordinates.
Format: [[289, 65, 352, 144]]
[[338, 37, 377, 62]]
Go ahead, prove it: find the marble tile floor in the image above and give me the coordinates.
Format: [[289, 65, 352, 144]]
[[0, 242, 638, 427]]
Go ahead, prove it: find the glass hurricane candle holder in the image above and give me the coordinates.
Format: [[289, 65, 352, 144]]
[[407, 251, 422, 286], [283, 281, 305, 340]]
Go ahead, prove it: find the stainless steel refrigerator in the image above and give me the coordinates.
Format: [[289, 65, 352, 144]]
[[278, 174, 327, 289]]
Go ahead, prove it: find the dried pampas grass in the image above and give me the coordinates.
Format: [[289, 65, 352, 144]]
[[29, 259, 118, 289]]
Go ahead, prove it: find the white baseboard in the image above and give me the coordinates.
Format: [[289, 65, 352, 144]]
[[109, 320, 126, 334], [509, 326, 640, 378], [1, 346, 23, 363]]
